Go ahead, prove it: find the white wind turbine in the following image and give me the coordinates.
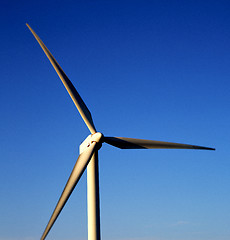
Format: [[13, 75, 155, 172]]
[[26, 24, 215, 240]]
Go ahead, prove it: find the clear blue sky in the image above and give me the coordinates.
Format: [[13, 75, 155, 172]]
[[0, 1, 229, 240]]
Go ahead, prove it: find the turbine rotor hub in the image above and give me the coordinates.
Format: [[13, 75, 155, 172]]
[[91, 132, 104, 143], [80, 132, 104, 154]]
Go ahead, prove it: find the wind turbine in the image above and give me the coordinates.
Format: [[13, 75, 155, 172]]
[[26, 24, 215, 240]]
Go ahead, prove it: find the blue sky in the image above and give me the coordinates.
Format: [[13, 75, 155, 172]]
[[0, 1, 230, 240]]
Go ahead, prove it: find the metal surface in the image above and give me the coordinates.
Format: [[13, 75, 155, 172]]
[[104, 136, 215, 150], [26, 24, 96, 134], [87, 151, 101, 240], [41, 142, 97, 240]]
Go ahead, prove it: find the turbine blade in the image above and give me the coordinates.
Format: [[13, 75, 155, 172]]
[[104, 137, 215, 150], [26, 24, 96, 134], [40, 142, 97, 240]]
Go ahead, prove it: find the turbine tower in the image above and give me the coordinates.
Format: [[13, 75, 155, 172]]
[[26, 24, 215, 240]]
